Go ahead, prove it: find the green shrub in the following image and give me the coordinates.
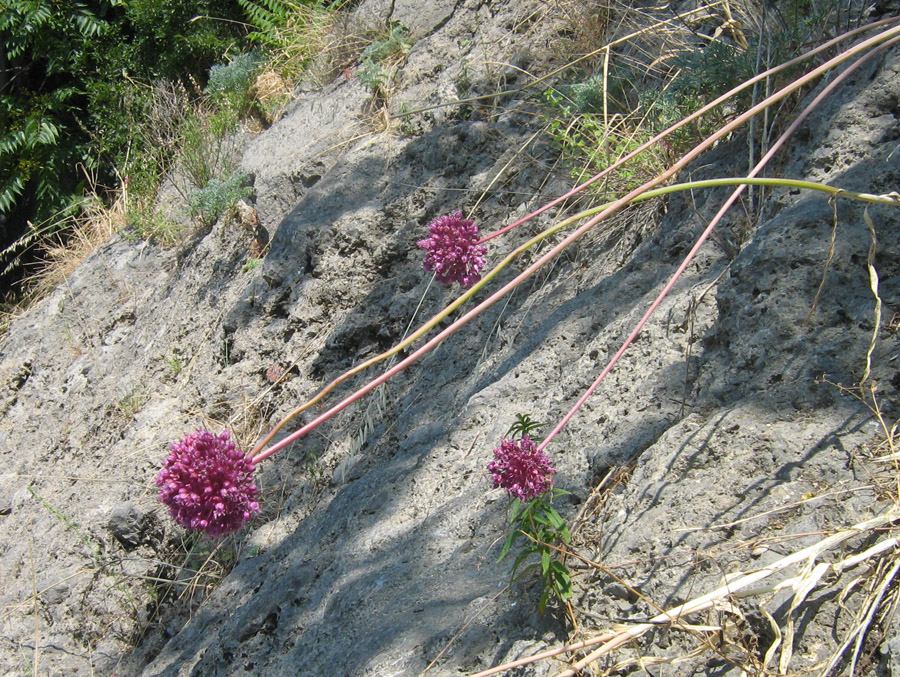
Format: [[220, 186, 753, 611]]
[[206, 52, 264, 114], [188, 171, 253, 226], [544, 87, 675, 200], [127, 206, 183, 247], [0, 0, 248, 278]]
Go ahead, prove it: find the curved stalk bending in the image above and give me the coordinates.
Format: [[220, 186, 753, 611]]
[[248, 18, 900, 460], [536, 30, 900, 454], [252, 22, 900, 464]]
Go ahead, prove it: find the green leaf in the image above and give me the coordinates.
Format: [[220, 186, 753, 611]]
[[531, 512, 550, 527], [545, 507, 564, 530], [541, 548, 550, 576], [36, 120, 59, 146], [510, 550, 534, 579], [0, 176, 24, 213], [511, 560, 539, 583], [505, 413, 547, 441], [551, 561, 572, 599], [508, 497, 522, 521], [538, 586, 550, 614], [497, 530, 517, 562]]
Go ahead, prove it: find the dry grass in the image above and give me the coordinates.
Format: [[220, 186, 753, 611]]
[[24, 185, 127, 301], [469, 368, 900, 677], [252, 69, 292, 122], [253, 0, 368, 86], [476, 504, 900, 676], [0, 174, 130, 321]]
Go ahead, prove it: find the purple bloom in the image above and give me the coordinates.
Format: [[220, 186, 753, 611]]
[[417, 211, 487, 287], [156, 429, 260, 537], [487, 435, 556, 502]]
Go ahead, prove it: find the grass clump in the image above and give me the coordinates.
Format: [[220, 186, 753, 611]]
[[357, 23, 413, 99], [239, 0, 345, 83], [126, 205, 183, 247], [543, 84, 678, 201], [177, 105, 245, 194], [1, 180, 127, 301], [188, 171, 254, 227]]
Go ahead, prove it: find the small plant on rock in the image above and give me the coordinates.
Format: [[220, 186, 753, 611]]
[[127, 203, 183, 246], [188, 170, 254, 226], [357, 23, 413, 99], [205, 52, 263, 117], [489, 415, 572, 614]]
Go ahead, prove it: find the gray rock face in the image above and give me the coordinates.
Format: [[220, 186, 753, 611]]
[[108, 502, 155, 550], [1, 0, 899, 675]]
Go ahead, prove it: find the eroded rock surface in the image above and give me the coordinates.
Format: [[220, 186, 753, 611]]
[[1, 1, 898, 675]]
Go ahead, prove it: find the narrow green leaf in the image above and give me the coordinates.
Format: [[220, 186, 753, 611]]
[[508, 497, 522, 521], [511, 550, 533, 579], [497, 530, 517, 562], [511, 564, 538, 585], [531, 512, 550, 526], [545, 507, 564, 530], [538, 587, 550, 614]]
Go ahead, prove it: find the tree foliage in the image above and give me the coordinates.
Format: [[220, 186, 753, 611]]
[[0, 0, 246, 252]]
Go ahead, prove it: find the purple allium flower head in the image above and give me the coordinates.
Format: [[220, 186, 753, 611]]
[[417, 211, 487, 287], [487, 434, 556, 502], [156, 429, 259, 537]]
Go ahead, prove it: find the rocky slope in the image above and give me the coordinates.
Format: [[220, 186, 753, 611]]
[[1, 0, 899, 675]]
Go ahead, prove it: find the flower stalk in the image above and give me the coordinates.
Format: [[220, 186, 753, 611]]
[[160, 20, 900, 537], [248, 20, 900, 464]]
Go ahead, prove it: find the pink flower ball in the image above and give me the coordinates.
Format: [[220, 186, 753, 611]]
[[487, 435, 556, 502], [156, 430, 259, 537], [417, 211, 487, 287]]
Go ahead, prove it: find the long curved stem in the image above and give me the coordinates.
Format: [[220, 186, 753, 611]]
[[534, 31, 900, 454], [248, 18, 900, 459], [251, 22, 900, 465], [475, 16, 900, 245]]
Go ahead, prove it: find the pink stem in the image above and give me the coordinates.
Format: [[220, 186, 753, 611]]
[[248, 19, 898, 463], [475, 17, 900, 246], [535, 31, 900, 453], [252, 22, 900, 465]]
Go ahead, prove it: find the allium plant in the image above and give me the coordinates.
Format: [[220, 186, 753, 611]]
[[156, 429, 259, 537], [488, 434, 556, 502], [159, 21, 900, 547], [490, 420, 572, 614], [417, 211, 487, 287]]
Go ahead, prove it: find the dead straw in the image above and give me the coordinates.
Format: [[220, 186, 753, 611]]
[[470, 508, 900, 676]]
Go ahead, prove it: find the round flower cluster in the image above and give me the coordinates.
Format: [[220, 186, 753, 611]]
[[417, 211, 487, 287], [487, 434, 557, 502], [156, 429, 260, 537]]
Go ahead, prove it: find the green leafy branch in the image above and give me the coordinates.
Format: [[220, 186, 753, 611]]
[[505, 413, 547, 443], [499, 490, 573, 614]]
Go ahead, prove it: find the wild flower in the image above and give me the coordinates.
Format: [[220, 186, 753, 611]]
[[490, 425, 570, 614], [156, 429, 259, 537], [158, 24, 900, 543], [417, 211, 487, 287], [487, 434, 556, 502]]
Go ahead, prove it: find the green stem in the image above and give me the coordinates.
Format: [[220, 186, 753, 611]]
[[250, 22, 900, 464], [475, 16, 900, 245], [251, 175, 896, 463], [253, 14, 900, 458]]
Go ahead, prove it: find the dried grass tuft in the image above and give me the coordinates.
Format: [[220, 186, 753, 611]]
[[253, 69, 291, 118], [25, 183, 127, 300]]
